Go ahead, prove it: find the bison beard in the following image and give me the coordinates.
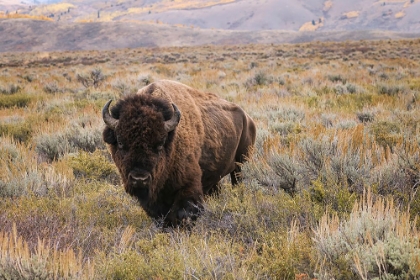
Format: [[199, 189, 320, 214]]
[[102, 80, 256, 227]]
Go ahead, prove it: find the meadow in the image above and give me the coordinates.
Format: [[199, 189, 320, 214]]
[[0, 38, 420, 279]]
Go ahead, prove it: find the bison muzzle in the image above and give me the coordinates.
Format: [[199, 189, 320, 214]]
[[102, 80, 256, 226]]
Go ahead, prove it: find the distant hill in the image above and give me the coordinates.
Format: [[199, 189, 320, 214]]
[[3, 0, 420, 32], [1, 0, 420, 52], [1, 18, 420, 52]]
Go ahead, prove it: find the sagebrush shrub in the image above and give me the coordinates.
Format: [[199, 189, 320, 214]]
[[299, 137, 334, 182], [321, 113, 335, 128], [35, 132, 75, 161], [395, 141, 420, 194], [0, 138, 73, 198], [333, 83, 348, 94], [345, 83, 360, 94], [356, 109, 375, 123], [268, 106, 305, 123], [68, 150, 119, 183], [371, 121, 401, 149], [245, 71, 273, 87], [35, 122, 105, 161], [66, 123, 105, 152], [377, 83, 408, 96], [43, 82, 62, 94], [0, 83, 21, 95], [313, 190, 420, 279], [327, 74, 347, 83], [77, 68, 105, 89], [271, 121, 300, 136], [336, 119, 357, 129], [138, 73, 153, 86], [111, 79, 134, 96]]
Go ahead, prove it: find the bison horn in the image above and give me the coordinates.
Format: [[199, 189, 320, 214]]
[[102, 99, 119, 130], [164, 104, 181, 132]]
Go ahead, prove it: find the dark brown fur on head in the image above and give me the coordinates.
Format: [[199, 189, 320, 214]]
[[103, 94, 176, 216]]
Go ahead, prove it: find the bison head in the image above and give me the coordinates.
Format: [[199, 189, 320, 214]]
[[102, 95, 181, 207]]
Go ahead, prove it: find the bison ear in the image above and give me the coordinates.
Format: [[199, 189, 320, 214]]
[[103, 127, 117, 145], [164, 104, 181, 133]]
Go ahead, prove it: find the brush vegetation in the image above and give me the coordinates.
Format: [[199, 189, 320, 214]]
[[1, 39, 420, 279]]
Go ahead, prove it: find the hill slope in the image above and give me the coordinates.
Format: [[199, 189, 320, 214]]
[[1, 0, 420, 52], [2, 0, 420, 32], [1, 18, 420, 52]]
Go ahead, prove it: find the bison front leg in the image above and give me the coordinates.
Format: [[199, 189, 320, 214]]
[[166, 187, 204, 227], [230, 164, 242, 185]]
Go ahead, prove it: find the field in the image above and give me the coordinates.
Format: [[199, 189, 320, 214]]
[[0, 38, 420, 279]]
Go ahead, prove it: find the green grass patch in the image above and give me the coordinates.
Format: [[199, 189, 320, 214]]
[[0, 93, 34, 108], [68, 150, 119, 182], [0, 122, 32, 143]]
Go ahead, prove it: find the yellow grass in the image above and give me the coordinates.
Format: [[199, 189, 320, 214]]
[[395, 11, 405, 18], [0, 223, 94, 279], [127, 7, 147, 13], [141, 0, 236, 13], [403, 0, 417, 7], [0, 12, 52, 21], [30, 3, 75, 16], [299, 20, 324, 31], [323, 0, 333, 12], [342, 11, 360, 19]]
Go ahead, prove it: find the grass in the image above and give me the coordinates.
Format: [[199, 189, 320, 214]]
[[0, 38, 419, 278], [0, 223, 93, 279], [314, 189, 420, 279], [0, 12, 53, 21]]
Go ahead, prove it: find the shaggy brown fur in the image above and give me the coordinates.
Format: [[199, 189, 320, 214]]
[[103, 80, 256, 226]]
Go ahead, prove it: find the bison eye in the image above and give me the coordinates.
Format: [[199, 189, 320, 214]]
[[116, 136, 124, 149], [155, 137, 167, 152]]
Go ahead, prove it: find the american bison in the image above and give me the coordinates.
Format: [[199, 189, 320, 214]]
[[102, 80, 256, 226]]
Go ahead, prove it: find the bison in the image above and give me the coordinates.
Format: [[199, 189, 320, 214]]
[[102, 80, 256, 226]]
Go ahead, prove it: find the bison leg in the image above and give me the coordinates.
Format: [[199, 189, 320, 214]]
[[207, 183, 221, 196], [166, 188, 204, 227], [230, 165, 242, 185]]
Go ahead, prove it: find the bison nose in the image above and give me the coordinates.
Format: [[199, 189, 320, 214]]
[[128, 172, 151, 187]]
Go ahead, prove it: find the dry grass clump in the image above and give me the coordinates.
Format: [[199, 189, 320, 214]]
[[35, 111, 105, 161], [0, 224, 93, 279], [0, 137, 73, 198], [314, 189, 420, 279], [0, 38, 419, 278]]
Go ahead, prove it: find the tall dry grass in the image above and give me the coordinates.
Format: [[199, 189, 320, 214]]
[[0, 223, 94, 279]]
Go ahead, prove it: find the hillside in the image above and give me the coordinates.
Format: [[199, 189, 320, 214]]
[[1, 18, 420, 52], [1, 0, 420, 52], [2, 0, 420, 32]]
